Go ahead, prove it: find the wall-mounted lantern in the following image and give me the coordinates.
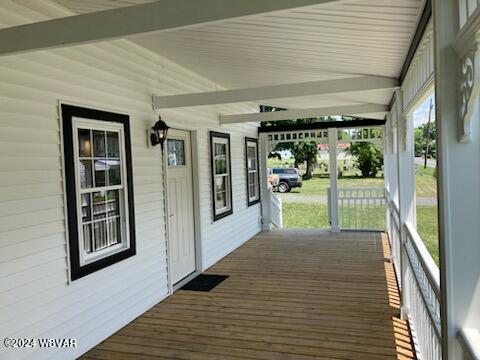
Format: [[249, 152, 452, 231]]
[[149, 116, 169, 148]]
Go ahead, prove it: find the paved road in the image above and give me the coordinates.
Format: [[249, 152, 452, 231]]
[[414, 156, 436, 168], [278, 193, 437, 206]]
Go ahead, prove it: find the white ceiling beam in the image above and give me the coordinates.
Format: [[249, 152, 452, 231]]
[[153, 76, 398, 109], [0, 0, 338, 56], [219, 104, 389, 124]]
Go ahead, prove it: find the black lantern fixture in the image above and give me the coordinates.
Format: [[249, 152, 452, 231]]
[[150, 116, 169, 148]]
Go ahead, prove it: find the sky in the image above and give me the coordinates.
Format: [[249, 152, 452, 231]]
[[413, 93, 435, 128]]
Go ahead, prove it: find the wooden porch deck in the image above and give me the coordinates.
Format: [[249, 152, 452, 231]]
[[82, 230, 415, 360]]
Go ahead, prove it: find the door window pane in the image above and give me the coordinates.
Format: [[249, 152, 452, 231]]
[[167, 139, 185, 166]]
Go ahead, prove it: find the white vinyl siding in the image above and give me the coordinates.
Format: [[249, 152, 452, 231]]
[[0, 1, 261, 360]]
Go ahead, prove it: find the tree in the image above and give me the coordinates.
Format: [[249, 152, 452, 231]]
[[346, 142, 383, 178], [260, 106, 335, 179], [414, 122, 436, 157]]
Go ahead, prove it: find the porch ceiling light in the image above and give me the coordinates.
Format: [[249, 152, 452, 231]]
[[150, 116, 169, 148]]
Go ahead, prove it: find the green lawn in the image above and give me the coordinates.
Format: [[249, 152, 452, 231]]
[[283, 203, 329, 228], [415, 166, 437, 197], [269, 159, 437, 197], [416, 206, 440, 266], [282, 202, 440, 266]]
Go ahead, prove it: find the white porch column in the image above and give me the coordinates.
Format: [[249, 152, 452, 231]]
[[259, 133, 272, 231], [433, 1, 480, 358], [394, 88, 416, 318], [328, 128, 340, 232]]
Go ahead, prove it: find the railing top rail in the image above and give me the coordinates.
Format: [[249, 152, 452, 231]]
[[337, 186, 385, 191], [405, 221, 441, 297], [458, 327, 480, 360]]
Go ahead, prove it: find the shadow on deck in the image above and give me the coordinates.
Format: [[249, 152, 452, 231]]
[[82, 230, 415, 360]]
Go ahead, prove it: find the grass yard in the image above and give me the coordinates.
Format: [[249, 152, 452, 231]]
[[416, 205, 440, 266], [415, 166, 437, 197], [282, 203, 329, 228], [288, 174, 385, 195], [282, 202, 440, 266]]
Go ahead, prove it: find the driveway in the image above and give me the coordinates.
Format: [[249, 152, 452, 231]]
[[415, 157, 436, 168]]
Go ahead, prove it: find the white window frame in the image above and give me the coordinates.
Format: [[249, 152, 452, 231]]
[[245, 138, 260, 205], [72, 117, 131, 266], [210, 132, 233, 221]]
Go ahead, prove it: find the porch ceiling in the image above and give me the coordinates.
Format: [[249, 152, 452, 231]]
[[51, 0, 426, 118]]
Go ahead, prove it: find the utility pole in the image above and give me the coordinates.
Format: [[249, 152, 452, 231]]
[[424, 98, 433, 168]]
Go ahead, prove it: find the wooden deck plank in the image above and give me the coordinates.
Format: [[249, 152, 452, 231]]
[[81, 230, 415, 360]]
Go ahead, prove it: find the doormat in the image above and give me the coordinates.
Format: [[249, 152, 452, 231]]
[[180, 274, 229, 292]]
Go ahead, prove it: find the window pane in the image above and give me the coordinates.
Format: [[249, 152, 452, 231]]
[[249, 184, 257, 199], [107, 159, 121, 186], [92, 191, 107, 219], [80, 160, 93, 189], [107, 217, 121, 246], [215, 158, 227, 174], [249, 173, 256, 186], [215, 143, 226, 157], [215, 191, 227, 210], [83, 224, 92, 254], [78, 129, 91, 157], [93, 220, 107, 251], [93, 130, 106, 157], [107, 132, 120, 157], [81, 194, 91, 223], [94, 160, 107, 187], [247, 146, 256, 170], [215, 176, 226, 193], [107, 190, 120, 217], [167, 139, 185, 166]]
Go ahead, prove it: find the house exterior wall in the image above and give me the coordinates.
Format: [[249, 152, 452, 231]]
[[0, 1, 260, 359]]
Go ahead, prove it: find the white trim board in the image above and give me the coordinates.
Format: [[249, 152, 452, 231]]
[[220, 104, 389, 124], [153, 76, 398, 109]]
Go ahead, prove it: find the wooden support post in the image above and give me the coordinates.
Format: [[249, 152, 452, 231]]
[[259, 133, 272, 231], [328, 128, 340, 232], [433, 0, 480, 358]]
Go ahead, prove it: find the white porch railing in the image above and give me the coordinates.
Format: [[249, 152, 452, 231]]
[[337, 187, 386, 231], [386, 190, 402, 286], [458, 328, 480, 360], [386, 188, 442, 360], [270, 189, 283, 228], [404, 222, 442, 360]]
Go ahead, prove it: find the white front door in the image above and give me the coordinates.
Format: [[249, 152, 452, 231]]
[[166, 129, 196, 284]]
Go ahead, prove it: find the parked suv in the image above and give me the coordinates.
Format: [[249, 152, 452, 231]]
[[268, 167, 302, 193]]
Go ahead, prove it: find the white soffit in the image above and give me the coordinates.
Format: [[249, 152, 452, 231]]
[[50, 0, 425, 116]]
